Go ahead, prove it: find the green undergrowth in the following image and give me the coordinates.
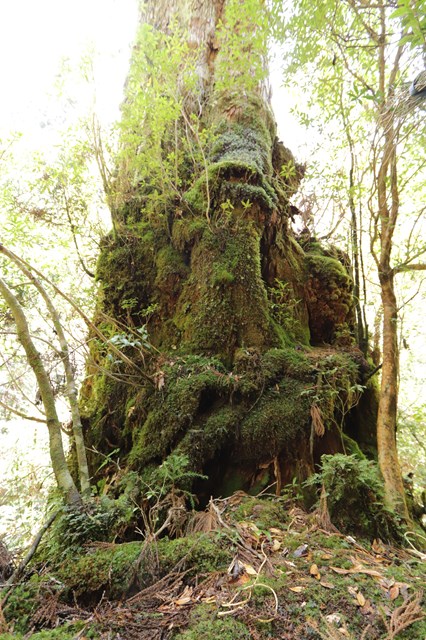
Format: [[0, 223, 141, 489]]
[[0, 624, 90, 640], [306, 453, 404, 539], [174, 605, 251, 640], [3, 492, 425, 640]]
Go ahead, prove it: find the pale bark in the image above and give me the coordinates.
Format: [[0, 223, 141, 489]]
[[371, 18, 409, 519], [0, 277, 82, 507], [0, 245, 91, 497], [140, 0, 225, 96], [377, 272, 408, 519]]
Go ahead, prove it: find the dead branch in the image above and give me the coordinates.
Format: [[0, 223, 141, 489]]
[[1, 510, 59, 606]]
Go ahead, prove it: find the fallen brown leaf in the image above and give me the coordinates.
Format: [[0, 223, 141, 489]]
[[242, 562, 257, 576], [389, 584, 399, 600], [271, 539, 281, 552], [331, 566, 351, 575], [310, 563, 321, 579], [320, 580, 335, 589], [175, 586, 194, 606], [330, 565, 383, 578]]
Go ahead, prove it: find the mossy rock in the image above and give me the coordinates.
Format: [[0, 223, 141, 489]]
[[55, 541, 141, 599]]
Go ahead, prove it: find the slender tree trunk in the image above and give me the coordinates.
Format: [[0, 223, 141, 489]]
[[0, 245, 91, 497], [374, 31, 409, 516], [377, 271, 409, 519], [0, 278, 82, 507]]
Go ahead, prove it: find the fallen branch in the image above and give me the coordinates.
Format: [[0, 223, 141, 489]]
[[1, 510, 60, 606]]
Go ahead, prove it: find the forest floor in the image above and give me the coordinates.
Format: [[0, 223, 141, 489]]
[[0, 492, 425, 640]]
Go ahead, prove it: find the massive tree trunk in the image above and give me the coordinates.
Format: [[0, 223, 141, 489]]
[[81, 0, 377, 503]]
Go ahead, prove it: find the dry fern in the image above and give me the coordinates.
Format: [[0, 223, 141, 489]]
[[311, 403, 325, 436], [382, 590, 424, 639]]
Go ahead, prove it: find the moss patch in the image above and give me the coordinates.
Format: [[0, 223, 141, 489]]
[[173, 223, 281, 361], [305, 248, 355, 344], [174, 604, 251, 640]]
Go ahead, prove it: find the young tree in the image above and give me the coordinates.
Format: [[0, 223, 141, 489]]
[[283, 0, 426, 518], [0, 272, 82, 507]]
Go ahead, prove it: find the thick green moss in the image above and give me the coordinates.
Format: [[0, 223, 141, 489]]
[[129, 356, 235, 467], [124, 344, 369, 499], [262, 232, 311, 345], [54, 533, 230, 600], [231, 495, 288, 530], [210, 119, 272, 175], [0, 624, 88, 640], [156, 245, 188, 275], [96, 231, 156, 321], [184, 92, 278, 220], [260, 347, 311, 383], [305, 249, 355, 344], [173, 223, 281, 361], [178, 404, 243, 470], [3, 575, 43, 634], [184, 160, 277, 216], [56, 541, 141, 598], [239, 378, 310, 460], [172, 217, 207, 251]]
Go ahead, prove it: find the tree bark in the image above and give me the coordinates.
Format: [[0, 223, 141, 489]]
[[369, 19, 409, 520], [377, 271, 409, 519]]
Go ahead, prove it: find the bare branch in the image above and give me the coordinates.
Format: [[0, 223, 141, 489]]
[[0, 398, 46, 423], [395, 262, 426, 274]]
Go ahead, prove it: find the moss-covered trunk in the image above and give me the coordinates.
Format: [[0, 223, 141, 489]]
[[80, 0, 378, 503]]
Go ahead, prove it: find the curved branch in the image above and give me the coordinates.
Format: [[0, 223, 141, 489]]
[[1, 510, 59, 605], [0, 277, 81, 506], [0, 255, 91, 497], [0, 243, 154, 386], [0, 398, 46, 423]]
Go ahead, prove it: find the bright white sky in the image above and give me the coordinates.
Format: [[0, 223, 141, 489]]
[[0, 0, 305, 156], [0, 0, 139, 142]]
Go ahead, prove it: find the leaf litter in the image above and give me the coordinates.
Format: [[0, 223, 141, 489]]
[[2, 494, 425, 639]]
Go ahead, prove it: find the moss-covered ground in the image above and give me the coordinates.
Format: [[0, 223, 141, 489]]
[[2, 493, 424, 640]]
